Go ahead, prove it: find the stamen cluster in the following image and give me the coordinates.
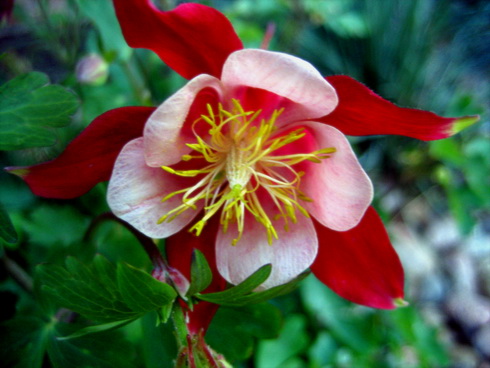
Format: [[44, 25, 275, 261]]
[[160, 99, 335, 245]]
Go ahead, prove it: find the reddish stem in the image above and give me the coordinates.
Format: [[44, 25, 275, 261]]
[[186, 335, 197, 368], [260, 22, 276, 49], [198, 333, 220, 368]]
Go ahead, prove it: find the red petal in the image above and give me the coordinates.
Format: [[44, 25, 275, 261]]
[[166, 217, 226, 334], [321, 76, 479, 141], [113, 0, 243, 79], [6, 107, 155, 199], [311, 207, 405, 309]]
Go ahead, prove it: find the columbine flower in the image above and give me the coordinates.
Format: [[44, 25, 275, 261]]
[[7, 1, 478, 310], [106, 48, 373, 294]]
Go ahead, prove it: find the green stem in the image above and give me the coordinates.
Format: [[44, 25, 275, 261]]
[[171, 304, 188, 349], [1, 255, 33, 292], [122, 60, 151, 105]]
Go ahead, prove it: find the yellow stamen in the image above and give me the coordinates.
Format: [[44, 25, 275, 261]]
[[158, 99, 335, 245]]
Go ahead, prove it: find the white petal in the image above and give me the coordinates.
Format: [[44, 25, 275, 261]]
[[144, 74, 223, 167], [216, 208, 318, 290], [298, 122, 373, 231], [221, 49, 338, 123], [107, 138, 201, 238]]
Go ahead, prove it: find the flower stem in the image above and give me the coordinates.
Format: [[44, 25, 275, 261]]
[[1, 255, 33, 292]]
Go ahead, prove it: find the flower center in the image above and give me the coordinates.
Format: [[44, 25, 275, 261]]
[[159, 99, 335, 245]]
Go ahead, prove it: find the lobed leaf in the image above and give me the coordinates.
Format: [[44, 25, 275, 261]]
[[37, 255, 176, 323], [0, 72, 79, 151], [117, 262, 177, 313]]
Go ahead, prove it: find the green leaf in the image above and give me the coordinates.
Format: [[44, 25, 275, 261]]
[[0, 202, 17, 244], [185, 249, 212, 297], [37, 255, 176, 323], [156, 303, 173, 324], [223, 271, 309, 306], [0, 72, 79, 150], [207, 303, 282, 362], [390, 307, 449, 366], [299, 275, 373, 353], [198, 270, 308, 307], [47, 322, 137, 368], [255, 314, 309, 368], [307, 332, 337, 366], [139, 313, 177, 368], [197, 264, 271, 304], [75, 0, 132, 60], [1, 314, 137, 368], [117, 262, 177, 313], [21, 205, 90, 248], [38, 261, 137, 322], [57, 318, 137, 341], [0, 316, 48, 368]]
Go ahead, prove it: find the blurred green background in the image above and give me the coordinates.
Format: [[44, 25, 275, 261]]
[[1, 0, 489, 367]]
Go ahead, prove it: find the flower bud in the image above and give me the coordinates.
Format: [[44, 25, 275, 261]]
[[75, 54, 109, 86]]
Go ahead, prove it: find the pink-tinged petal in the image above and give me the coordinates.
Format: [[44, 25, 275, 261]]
[[321, 76, 479, 140], [166, 217, 226, 334], [113, 0, 243, 79], [222, 49, 338, 123], [216, 207, 318, 290], [144, 75, 223, 167], [293, 122, 373, 231], [311, 207, 405, 309], [107, 138, 200, 238], [5, 107, 154, 199]]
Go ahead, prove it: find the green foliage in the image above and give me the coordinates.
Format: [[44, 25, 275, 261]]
[[37, 255, 177, 323], [139, 312, 178, 368], [58, 318, 138, 341], [20, 204, 90, 248], [430, 137, 490, 233], [117, 262, 177, 313], [207, 303, 282, 362], [0, 202, 17, 244], [186, 249, 309, 308], [0, 72, 79, 150], [195, 264, 309, 307], [1, 315, 137, 368], [255, 314, 309, 368], [75, 0, 132, 61], [186, 249, 213, 297], [297, 276, 449, 367], [198, 269, 309, 307], [1, 0, 486, 366], [198, 264, 272, 304]]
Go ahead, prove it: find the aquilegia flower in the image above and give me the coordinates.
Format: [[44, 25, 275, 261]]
[[107, 48, 374, 293], [8, 1, 478, 311]]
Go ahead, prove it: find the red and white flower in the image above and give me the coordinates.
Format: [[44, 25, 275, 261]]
[[107, 48, 372, 292], [8, 1, 478, 313]]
